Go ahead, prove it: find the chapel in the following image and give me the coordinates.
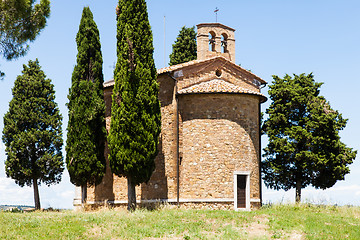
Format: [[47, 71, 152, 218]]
[[74, 23, 267, 210]]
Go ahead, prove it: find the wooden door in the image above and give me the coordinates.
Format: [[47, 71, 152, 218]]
[[237, 175, 246, 208]]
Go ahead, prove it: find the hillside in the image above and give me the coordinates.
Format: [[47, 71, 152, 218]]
[[0, 204, 359, 239], [0, 205, 35, 212]]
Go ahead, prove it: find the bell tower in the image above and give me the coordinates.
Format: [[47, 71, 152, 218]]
[[196, 23, 236, 63]]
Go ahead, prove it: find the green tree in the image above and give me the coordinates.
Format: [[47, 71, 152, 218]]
[[0, 0, 50, 77], [169, 26, 197, 66], [262, 73, 357, 202], [109, 0, 161, 211], [2, 59, 63, 210], [66, 7, 106, 204]]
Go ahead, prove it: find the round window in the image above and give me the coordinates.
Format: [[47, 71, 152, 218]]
[[215, 69, 222, 77]]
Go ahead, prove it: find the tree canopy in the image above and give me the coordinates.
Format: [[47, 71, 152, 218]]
[[262, 73, 357, 202], [169, 26, 197, 66], [109, 0, 161, 210], [66, 6, 106, 204], [0, 0, 50, 77], [2, 59, 63, 209]]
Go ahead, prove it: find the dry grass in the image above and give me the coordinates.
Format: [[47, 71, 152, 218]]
[[0, 204, 359, 239]]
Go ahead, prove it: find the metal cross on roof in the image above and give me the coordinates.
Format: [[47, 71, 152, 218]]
[[214, 7, 219, 22]]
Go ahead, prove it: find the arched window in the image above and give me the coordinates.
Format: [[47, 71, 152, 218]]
[[209, 31, 216, 52], [221, 33, 228, 53]]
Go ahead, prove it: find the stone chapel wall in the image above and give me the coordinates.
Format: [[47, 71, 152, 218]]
[[178, 93, 261, 204], [83, 22, 265, 210]]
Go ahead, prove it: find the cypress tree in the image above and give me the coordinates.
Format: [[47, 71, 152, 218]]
[[109, 0, 161, 211], [66, 7, 106, 204], [262, 73, 357, 202], [169, 26, 197, 66], [3, 59, 63, 210]]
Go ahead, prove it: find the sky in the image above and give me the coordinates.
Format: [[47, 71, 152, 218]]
[[1, 0, 360, 209]]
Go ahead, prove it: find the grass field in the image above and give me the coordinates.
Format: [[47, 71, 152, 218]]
[[1, 204, 359, 239]]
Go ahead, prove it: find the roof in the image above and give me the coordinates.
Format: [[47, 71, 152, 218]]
[[103, 56, 266, 90], [196, 23, 236, 32], [103, 79, 114, 88], [157, 55, 266, 84], [178, 79, 267, 102]]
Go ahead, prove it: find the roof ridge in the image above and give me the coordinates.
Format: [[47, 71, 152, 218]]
[[178, 78, 266, 102], [157, 56, 265, 84]]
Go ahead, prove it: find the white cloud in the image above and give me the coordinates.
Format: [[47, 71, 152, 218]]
[[0, 177, 33, 206], [0, 175, 75, 209], [263, 184, 360, 206], [326, 185, 360, 192]]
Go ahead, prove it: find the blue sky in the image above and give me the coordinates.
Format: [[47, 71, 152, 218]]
[[1, 0, 359, 209]]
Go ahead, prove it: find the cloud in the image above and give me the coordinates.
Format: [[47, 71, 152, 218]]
[[0, 177, 33, 206], [263, 184, 360, 206], [324, 184, 360, 198], [326, 185, 360, 192], [0, 176, 75, 209]]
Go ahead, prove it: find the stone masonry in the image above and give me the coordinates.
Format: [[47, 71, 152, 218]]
[[76, 23, 267, 210]]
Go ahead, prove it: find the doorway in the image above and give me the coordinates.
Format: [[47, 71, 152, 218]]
[[234, 171, 250, 210]]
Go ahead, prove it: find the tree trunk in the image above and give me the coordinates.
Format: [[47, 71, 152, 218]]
[[33, 178, 41, 210], [295, 179, 302, 203], [127, 176, 136, 211], [81, 184, 87, 204]]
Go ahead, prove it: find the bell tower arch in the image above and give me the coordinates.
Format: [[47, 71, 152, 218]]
[[196, 23, 236, 63]]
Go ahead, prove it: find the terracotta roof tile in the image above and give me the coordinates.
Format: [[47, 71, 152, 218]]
[[157, 56, 265, 84], [157, 57, 216, 75], [104, 56, 266, 88], [103, 78, 266, 102], [178, 79, 266, 100]]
